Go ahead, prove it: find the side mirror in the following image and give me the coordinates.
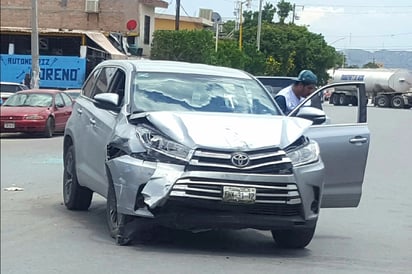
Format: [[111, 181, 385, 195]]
[[56, 102, 65, 108], [93, 93, 119, 109], [296, 106, 326, 125]]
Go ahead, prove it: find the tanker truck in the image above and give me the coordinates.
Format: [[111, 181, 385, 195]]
[[327, 68, 412, 109]]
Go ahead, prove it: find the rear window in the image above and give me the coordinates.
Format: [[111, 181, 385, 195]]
[[256, 78, 295, 96], [0, 83, 28, 93]]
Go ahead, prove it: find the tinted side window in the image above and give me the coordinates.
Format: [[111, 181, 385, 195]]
[[61, 92, 73, 106], [91, 67, 118, 98], [108, 69, 126, 106], [55, 93, 64, 106], [83, 68, 101, 98]]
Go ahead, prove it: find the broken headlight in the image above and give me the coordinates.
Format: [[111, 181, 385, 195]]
[[136, 125, 191, 162], [286, 140, 320, 167]]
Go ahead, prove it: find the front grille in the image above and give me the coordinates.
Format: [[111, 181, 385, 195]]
[[187, 147, 293, 174], [167, 147, 301, 217], [171, 178, 300, 204], [169, 178, 302, 216]]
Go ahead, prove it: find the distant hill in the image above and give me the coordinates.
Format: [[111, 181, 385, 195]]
[[342, 49, 412, 70]]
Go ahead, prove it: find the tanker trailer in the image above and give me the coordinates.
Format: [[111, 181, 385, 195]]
[[328, 68, 412, 108]]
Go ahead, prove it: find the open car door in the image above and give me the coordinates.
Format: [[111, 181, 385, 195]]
[[288, 82, 370, 208]]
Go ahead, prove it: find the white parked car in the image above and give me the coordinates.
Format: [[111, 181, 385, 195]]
[[0, 81, 29, 104]]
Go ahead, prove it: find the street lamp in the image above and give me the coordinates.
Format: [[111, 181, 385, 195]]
[[329, 37, 346, 68]]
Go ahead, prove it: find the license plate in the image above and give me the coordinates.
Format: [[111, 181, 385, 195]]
[[223, 186, 256, 203], [4, 122, 15, 129]]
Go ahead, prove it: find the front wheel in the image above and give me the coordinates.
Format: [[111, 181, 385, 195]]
[[63, 145, 93, 210], [106, 176, 134, 246], [271, 226, 316, 249], [44, 117, 55, 138]]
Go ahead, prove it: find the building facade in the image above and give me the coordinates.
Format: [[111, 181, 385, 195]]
[[0, 0, 168, 56], [0, 0, 168, 88], [155, 14, 213, 31]]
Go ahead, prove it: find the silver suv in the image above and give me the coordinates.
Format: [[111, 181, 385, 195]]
[[63, 60, 370, 248]]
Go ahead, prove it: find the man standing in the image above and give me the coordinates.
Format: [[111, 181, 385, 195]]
[[275, 70, 318, 114]]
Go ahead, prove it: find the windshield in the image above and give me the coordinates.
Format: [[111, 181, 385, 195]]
[[3, 93, 53, 107], [131, 72, 281, 115]]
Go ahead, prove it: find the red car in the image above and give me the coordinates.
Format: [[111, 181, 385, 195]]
[[0, 89, 73, 137]]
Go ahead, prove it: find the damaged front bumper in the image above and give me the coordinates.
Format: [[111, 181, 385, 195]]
[[106, 154, 324, 231]]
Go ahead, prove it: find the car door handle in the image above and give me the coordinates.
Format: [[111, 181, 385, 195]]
[[76, 108, 83, 114], [89, 118, 96, 125], [349, 136, 368, 144]]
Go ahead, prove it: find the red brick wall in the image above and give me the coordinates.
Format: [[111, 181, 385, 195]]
[[0, 0, 140, 32]]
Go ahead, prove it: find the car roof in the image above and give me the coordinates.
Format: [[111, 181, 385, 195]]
[[255, 76, 297, 80], [15, 89, 62, 95], [0, 81, 26, 86], [97, 59, 252, 79]]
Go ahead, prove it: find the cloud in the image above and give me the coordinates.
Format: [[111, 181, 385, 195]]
[[295, 7, 344, 27]]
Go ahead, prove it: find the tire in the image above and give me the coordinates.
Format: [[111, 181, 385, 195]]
[[375, 95, 390, 108], [63, 145, 93, 210], [271, 226, 316, 249], [331, 93, 340, 105], [44, 117, 55, 138], [391, 95, 405, 108], [339, 94, 349, 106], [106, 175, 134, 246], [351, 96, 358, 106]]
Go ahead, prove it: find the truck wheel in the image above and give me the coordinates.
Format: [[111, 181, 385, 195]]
[[271, 226, 316, 249], [351, 96, 358, 106], [331, 93, 340, 105], [339, 94, 349, 106], [391, 95, 404, 108], [375, 95, 390, 107], [63, 145, 93, 210]]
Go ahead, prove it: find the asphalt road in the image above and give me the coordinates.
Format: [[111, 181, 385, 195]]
[[1, 107, 411, 274]]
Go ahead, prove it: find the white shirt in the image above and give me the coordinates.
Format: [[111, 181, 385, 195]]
[[276, 85, 304, 113]]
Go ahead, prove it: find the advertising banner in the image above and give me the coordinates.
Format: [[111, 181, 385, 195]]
[[0, 54, 86, 88]]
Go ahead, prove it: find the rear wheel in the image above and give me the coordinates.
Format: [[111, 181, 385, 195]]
[[331, 93, 340, 105], [391, 95, 405, 108], [106, 173, 134, 246], [63, 145, 93, 210], [271, 226, 316, 249], [339, 94, 349, 106], [44, 117, 55, 138], [375, 95, 390, 107], [351, 96, 358, 106]]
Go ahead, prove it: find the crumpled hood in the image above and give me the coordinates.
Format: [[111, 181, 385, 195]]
[[144, 111, 312, 150]]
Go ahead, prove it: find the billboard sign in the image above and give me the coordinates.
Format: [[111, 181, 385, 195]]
[[0, 54, 86, 88]]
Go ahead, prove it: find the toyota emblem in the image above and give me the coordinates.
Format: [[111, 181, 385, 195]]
[[231, 152, 250, 167]]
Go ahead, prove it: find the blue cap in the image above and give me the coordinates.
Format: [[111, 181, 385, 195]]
[[297, 70, 317, 85]]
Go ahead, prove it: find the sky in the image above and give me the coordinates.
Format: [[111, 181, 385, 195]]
[[155, 0, 412, 52]]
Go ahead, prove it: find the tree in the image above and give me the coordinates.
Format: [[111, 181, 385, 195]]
[[243, 3, 276, 27], [151, 30, 214, 64], [276, 0, 293, 24], [363, 62, 380, 68], [211, 39, 248, 70]]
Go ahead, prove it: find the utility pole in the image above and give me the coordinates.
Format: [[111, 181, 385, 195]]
[[31, 0, 40, 89], [239, 2, 243, 50], [175, 0, 180, 30], [256, 0, 263, 50], [292, 4, 304, 24]]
